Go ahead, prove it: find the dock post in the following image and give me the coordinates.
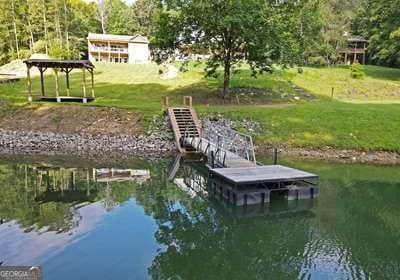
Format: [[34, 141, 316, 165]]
[[211, 151, 215, 168], [273, 147, 278, 165], [162, 96, 169, 111], [183, 96, 192, 107]]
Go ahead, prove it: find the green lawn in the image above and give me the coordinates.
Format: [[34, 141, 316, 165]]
[[286, 65, 400, 103], [1, 62, 399, 152]]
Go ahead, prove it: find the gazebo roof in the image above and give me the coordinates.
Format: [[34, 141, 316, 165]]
[[24, 59, 94, 69]]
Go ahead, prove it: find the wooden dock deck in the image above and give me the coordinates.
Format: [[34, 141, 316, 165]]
[[210, 165, 318, 185]]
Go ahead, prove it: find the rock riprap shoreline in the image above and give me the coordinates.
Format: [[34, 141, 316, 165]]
[[0, 129, 176, 158]]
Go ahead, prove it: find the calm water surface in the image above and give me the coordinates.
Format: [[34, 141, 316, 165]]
[[0, 155, 399, 279]]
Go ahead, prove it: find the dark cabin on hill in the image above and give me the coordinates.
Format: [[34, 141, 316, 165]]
[[338, 36, 368, 65]]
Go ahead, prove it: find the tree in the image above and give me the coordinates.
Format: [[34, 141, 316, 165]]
[[105, 0, 129, 34], [355, 0, 400, 67], [153, 0, 324, 98], [11, 0, 20, 59], [97, 0, 107, 34], [127, 0, 157, 37]]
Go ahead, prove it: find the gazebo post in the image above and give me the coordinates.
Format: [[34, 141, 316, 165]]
[[55, 68, 60, 102], [90, 69, 95, 98], [27, 65, 32, 102], [39, 67, 45, 96], [82, 68, 87, 103], [65, 68, 71, 96]]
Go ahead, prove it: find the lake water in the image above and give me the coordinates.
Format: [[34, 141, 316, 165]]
[[0, 155, 399, 279]]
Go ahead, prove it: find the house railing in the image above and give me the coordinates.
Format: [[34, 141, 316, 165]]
[[89, 46, 128, 53]]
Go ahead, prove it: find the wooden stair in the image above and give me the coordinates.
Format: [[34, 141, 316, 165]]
[[167, 107, 201, 153]]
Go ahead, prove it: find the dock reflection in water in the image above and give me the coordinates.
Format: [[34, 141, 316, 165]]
[[0, 156, 399, 279]]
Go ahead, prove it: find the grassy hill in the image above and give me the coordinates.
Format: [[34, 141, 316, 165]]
[[286, 65, 400, 103], [0, 62, 399, 152]]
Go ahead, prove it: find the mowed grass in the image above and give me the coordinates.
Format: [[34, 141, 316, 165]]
[[0, 62, 399, 152], [0, 62, 298, 116], [199, 102, 400, 152], [286, 65, 400, 103]]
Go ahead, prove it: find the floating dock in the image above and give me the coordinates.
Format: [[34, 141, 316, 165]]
[[166, 96, 319, 206], [211, 165, 318, 185], [209, 165, 318, 206]]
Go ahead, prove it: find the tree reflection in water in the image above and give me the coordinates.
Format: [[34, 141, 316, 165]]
[[0, 160, 155, 233], [1, 157, 399, 279]]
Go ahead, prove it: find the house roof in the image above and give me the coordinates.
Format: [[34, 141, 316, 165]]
[[87, 33, 149, 44]]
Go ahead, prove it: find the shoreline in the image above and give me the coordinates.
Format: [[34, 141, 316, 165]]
[[0, 129, 175, 161], [260, 146, 400, 165], [0, 128, 399, 165]]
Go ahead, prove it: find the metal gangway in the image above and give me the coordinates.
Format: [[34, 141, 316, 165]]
[[165, 96, 257, 168], [183, 124, 257, 168]]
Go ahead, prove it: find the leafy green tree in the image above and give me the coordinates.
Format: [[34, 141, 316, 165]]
[[105, 0, 130, 34], [153, 0, 324, 98], [355, 0, 400, 67], [127, 0, 157, 37]]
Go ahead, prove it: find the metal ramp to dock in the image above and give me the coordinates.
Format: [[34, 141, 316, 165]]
[[165, 96, 319, 206]]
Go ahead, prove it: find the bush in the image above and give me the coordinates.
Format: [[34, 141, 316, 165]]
[[350, 63, 365, 79], [297, 67, 304, 74], [308, 56, 328, 67], [9, 49, 31, 60]]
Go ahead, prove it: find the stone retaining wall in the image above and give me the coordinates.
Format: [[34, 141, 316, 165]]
[[0, 129, 175, 159]]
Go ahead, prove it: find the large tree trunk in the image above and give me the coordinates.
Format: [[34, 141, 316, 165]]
[[11, 0, 20, 59], [222, 54, 231, 99], [63, 0, 70, 58], [42, 0, 48, 54], [54, 0, 62, 41], [222, 32, 232, 99], [26, 0, 35, 52], [97, 0, 107, 34]]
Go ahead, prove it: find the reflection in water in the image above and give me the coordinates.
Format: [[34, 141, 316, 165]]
[[0, 157, 399, 279]]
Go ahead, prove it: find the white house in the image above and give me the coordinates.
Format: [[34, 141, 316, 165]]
[[87, 33, 150, 64]]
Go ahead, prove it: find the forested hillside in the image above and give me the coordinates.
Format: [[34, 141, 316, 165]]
[[0, 0, 156, 64], [0, 0, 398, 67]]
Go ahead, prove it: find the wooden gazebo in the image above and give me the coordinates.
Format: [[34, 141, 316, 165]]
[[24, 59, 95, 103]]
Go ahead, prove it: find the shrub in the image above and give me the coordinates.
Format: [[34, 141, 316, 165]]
[[350, 63, 365, 79], [297, 67, 304, 74], [308, 56, 328, 67], [9, 49, 31, 60]]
